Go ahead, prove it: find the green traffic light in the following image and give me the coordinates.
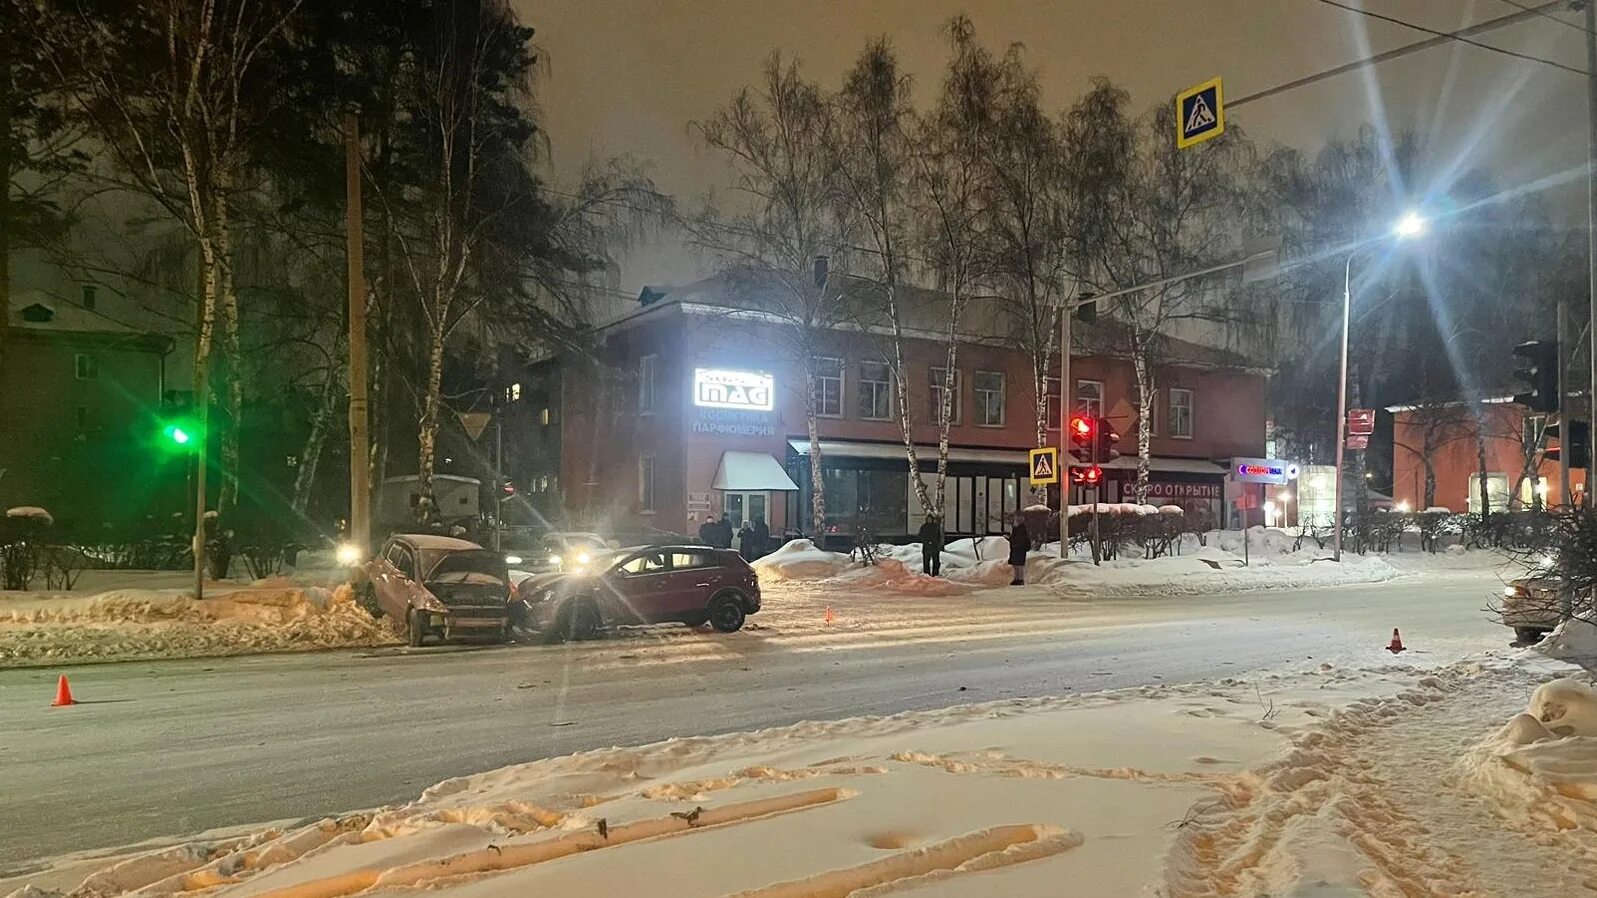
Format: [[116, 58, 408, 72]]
[[167, 426, 191, 445]]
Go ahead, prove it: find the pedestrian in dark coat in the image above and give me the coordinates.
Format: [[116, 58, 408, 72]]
[[714, 517, 735, 549], [737, 522, 758, 561], [917, 515, 945, 576], [1008, 516, 1031, 586], [751, 518, 771, 557], [698, 516, 717, 546]]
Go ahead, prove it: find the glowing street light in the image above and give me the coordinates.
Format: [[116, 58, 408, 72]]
[[1334, 210, 1430, 561]]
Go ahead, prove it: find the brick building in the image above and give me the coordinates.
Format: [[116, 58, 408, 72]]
[[552, 274, 1269, 542], [1389, 398, 1587, 513]]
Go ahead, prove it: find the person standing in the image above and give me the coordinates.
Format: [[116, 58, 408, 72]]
[[1008, 514, 1030, 586], [917, 515, 945, 576], [715, 516, 735, 549], [751, 517, 771, 557], [737, 521, 758, 561], [698, 515, 717, 546]]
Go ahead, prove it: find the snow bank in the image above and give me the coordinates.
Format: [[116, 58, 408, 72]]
[[0, 583, 395, 668], [4, 506, 53, 525], [750, 539, 851, 581], [1537, 617, 1597, 670], [1461, 677, 1597, 838]]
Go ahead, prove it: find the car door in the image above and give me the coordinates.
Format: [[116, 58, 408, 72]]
[[372, 541, 414, 619], [667, 550, 721, 616], [603, 550, 672, 623]]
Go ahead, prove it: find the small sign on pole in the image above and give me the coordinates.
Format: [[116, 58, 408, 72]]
[[1346, 434, 1370, 451], [457, 411, 492, 442], [1347, 408, 1375, 436], [1175, 76, 1224, 148], [1029, 447, 1059, 485]]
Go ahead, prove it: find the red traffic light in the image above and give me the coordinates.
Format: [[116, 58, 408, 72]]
[[1069, 415, 1094, 446], [1071, 464, 1103, 485]]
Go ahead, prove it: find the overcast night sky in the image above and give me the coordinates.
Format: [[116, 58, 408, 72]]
[[522, 0, 1592, 291]]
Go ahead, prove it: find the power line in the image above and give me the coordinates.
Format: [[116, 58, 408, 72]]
[[1495, 0, 1593, 35], [1234, 1, 1580, 109], [1306, 0, 1586, 76]]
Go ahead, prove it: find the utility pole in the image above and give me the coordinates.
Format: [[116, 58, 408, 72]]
[[345, 111, 371, 558], [1058, 297, 1072, 557], [1585, 0, 1597, 508], [1560, 297, 1574, 507], [193, 254, 208, 599]]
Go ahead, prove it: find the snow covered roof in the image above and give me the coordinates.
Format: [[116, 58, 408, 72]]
[[9, 300, 137, 334]]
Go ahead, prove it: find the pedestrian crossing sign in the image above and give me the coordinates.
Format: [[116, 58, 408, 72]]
[[1029, 447, 1059, 485], [1175, 76, 1224, 149]]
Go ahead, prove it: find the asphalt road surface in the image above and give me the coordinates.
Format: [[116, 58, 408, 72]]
[[0, 571, 1506, 871]]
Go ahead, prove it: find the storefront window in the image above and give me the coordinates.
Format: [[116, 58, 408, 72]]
[[860, 362, 892, 420], [822, 467, 908, 534]]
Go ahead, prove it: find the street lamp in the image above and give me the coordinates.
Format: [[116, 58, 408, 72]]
[[1334, 210, 1428, 561]]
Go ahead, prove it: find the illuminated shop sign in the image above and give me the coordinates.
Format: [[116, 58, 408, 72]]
[[694, 368, 774, 411]]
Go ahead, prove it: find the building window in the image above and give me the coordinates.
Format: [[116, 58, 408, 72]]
[[639, 455, 656, 512], [974, 370, 1005, 427], [506, 382, 522, 402], [930, 367, 960, 425], [75, 354, 99, 381], [638, 355, 658, 413], [1523, 414, 1548, 456], [80, 285, 98, 310], [813, 356, 843, 418], [1168, 388, 1194, 438], [859, 361, 892, 421], [1468, 473, 1511, 515], [1075, 379, 1102, 418], [539, 407, 551, 426], [75, 405, 95, 432]]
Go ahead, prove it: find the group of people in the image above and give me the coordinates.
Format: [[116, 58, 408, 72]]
[[697, 515, 771, 562], [915, 513, 1032, 586]]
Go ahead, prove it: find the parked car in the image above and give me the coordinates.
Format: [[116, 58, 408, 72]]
[[363, 534, 512, 646], [513, 545, 760, 641], [503, 531, 613, 573], [1501, 575, 1565, 643]]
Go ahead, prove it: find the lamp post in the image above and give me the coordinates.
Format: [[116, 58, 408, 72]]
[[1334, 211, 1427, 561]]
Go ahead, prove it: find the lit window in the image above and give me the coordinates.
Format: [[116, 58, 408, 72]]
[[930, 367, 960, 425], [639, 455, 656, 511], [506, 382, 522, 402], [1075, 380, 1102, 418], [974, 371, 1005, 427], [1169, 388, 1194, 438], [812, 357, 843, 418], [639, 355, 658, 413], [539, 407, 551, 426], [75, 354, 99, 381], [859, 361, 892, 421]]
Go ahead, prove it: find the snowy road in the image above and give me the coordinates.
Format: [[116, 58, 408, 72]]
[[0, 570, 1507, 870]]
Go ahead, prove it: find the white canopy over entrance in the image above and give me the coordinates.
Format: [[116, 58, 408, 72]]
[[712, 451, 800, 491]]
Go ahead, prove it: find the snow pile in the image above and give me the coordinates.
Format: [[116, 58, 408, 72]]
[[1460, 677, 1597, 837], [750, 539, 851, 581], [1537, 617, 1597, 671], [1066, 502, 1165, 517], [1049, 545, 1399, 598], [0, 583, 395, 668]]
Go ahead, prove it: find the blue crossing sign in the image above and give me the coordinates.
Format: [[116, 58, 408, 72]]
[[1175, 77, 1224, 149]]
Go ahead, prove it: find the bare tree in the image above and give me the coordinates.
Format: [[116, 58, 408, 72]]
[[1061, 80, 1248, 503], [691, 54, 856, 533]]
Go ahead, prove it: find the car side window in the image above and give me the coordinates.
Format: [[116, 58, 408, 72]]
[[392, 547, 415, 579], [618, 552, 668, 575], [670, 552, 712, 570], [384, 543, 404, 568]]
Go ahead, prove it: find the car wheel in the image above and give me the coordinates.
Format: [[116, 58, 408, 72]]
[[406, 608, 427, 647], [708, 593, 746, 633], [681, 612, 709, 629], [548, 598, 601, 643], [1514, 627, 1548, 645]]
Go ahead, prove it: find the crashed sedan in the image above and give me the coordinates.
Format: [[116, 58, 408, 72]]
[[361, 534, 512, 646]]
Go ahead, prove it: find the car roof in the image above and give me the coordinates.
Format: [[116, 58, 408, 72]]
[[391, 533, 484, 551], [618, 544, 724, 554]]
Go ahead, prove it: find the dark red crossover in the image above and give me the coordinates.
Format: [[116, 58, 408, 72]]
[[512, 545, 761, 641]]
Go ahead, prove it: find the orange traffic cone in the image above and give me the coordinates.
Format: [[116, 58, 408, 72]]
[[824, 607, 835, 624], [51, 674, 76, 707], [1386, 629, 1406, 654]]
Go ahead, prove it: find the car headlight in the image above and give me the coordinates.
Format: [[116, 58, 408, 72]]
[[335, 542, 362, 566], [1503, 586, 1519, 598], [505, 555, 523, 566], [575, 551, 591, 566]]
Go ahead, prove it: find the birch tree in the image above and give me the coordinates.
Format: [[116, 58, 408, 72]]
[[44, 0, 306, 515], [1062, 80, 1247, 503], [691, 54, 856, 533]]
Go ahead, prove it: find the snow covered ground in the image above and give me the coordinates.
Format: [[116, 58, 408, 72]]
[[7, 649, 1591, 898]]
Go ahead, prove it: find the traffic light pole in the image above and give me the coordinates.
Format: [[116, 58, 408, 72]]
[[1058, 293, 1072, 558], [1560, 297, 1573, 508], [345, 112, 371, 560], [1333, 254, 1354, 563], [1586, 0, 1597, 508]]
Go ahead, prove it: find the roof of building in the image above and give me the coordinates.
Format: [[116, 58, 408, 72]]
[[596, 271, 1261, 374], [9, 300, 139, 334]]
